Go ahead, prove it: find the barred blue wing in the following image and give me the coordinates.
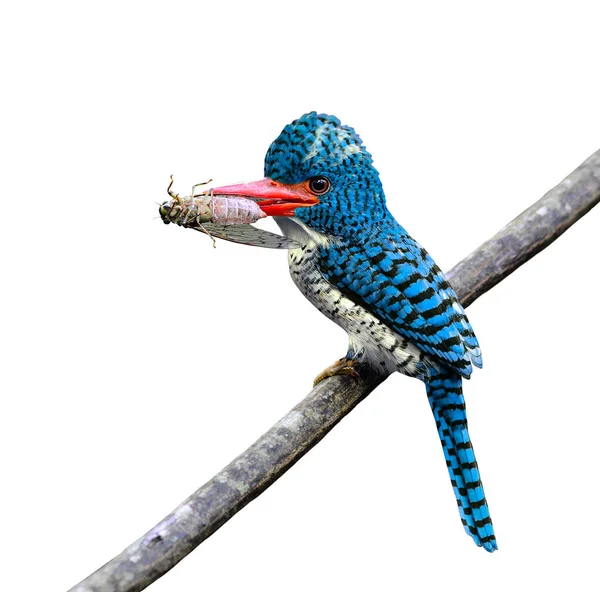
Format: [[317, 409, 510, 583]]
[[318, 230, 482, 377]]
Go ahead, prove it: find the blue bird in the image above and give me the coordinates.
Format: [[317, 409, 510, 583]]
[[214, 112, 497, 552]]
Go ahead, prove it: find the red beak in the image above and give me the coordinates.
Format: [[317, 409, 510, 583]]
[[212, 178, 319, 216]]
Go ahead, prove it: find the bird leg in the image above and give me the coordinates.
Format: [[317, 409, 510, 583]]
[[313, 357, 360, 387]]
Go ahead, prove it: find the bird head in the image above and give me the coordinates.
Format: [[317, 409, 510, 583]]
[[213, 112, 388, 238]]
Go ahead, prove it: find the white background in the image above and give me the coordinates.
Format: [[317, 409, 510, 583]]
[[2, 2, 600, 591]]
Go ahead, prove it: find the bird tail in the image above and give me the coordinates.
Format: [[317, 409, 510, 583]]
[[425, 366, 497, 552]]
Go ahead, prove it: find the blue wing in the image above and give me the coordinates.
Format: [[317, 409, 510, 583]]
[[318, 226, 482, 377]]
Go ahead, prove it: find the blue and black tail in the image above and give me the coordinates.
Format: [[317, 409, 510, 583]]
[[426, 366, 497, 552]]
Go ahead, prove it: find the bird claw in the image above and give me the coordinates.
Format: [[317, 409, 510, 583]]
[[313, 357, 360, 387]]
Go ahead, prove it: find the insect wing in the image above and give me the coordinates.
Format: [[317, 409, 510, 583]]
[[197, 224, 301, 249]]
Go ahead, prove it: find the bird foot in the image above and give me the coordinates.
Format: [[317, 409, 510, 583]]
[[313, 357, 360, 387]]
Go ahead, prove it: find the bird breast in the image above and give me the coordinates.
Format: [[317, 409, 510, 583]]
[[276, 218, 429, 379]]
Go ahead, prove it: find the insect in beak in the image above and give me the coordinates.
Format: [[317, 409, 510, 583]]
[[212, 178, 319, 217]]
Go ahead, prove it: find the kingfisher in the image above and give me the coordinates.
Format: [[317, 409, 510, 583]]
[[213, 112, 497, 552]]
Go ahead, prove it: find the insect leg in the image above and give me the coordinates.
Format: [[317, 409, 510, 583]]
[[167, 175, 179, 199], [191, 179, 213, 198], [196, 224, 217, 248]]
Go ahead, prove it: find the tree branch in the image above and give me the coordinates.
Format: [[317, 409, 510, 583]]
[[69, 149, 600, 592], [448, 149, 600, 307]]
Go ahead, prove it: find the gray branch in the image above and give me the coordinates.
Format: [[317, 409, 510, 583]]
[[448, 150, 600, 307], [69, 149, 600, 592]]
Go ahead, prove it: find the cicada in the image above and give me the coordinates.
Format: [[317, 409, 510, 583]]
[[159, 177, 299, 249]]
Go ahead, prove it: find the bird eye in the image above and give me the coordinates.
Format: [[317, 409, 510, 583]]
[[308, 176, 331, 195]]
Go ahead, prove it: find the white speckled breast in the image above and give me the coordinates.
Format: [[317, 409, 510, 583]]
[[275, 217, 431, 378]]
